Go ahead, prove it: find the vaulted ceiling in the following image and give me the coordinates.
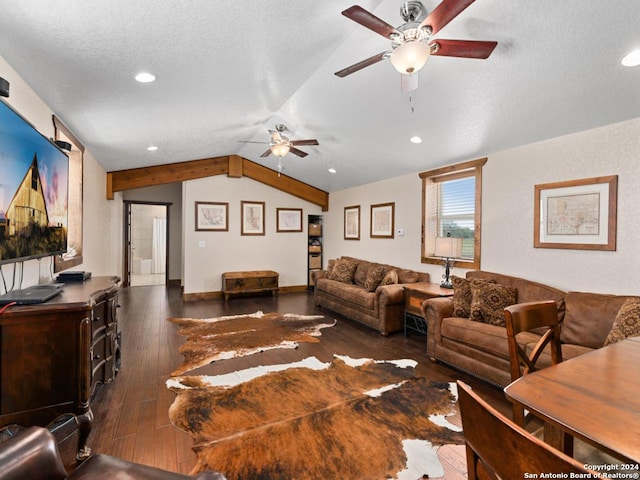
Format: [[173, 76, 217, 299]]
[[1, 1, 638, 193]]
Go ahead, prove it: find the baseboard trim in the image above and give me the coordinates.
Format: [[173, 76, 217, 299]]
[[182, 285, 308, 302]]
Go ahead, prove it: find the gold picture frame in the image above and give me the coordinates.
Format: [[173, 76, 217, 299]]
[[534, 175, 617, 250]]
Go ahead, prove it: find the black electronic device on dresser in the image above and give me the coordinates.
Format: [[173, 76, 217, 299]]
[[0, 276, 121, 460], [0, 284, 63, 305]]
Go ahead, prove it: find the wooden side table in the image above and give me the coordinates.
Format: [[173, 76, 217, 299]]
[[403, 283, 454, 336], [222, 270, 279, 301]]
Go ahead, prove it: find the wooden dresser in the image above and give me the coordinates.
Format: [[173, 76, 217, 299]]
[[0, 276, 120, 459]]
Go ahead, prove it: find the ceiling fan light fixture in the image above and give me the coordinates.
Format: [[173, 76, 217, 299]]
[[621, 49, 640, 67], [390, 40, 431, 74], [134, 72, 156, 83], [271, 143, 290, 157]]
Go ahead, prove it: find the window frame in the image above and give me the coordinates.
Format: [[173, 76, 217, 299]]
[[419, 158, 487, 270], [53, 115, 84, 272]]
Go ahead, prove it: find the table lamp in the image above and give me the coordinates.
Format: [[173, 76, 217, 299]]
[[434, 233, 463, 289]]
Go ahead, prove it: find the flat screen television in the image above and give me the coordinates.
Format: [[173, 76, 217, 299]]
[[0, 99, 69, 265]]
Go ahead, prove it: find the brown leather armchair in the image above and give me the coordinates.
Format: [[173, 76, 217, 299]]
[[0, 426, 226, 480]]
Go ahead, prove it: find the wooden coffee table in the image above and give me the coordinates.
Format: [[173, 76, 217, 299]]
[[504, 336, 640, 463]]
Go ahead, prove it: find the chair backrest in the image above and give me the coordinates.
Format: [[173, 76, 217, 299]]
[[457, 381, 596, 479], [504, 300, 562, 382], [0, 426, 67, 480]]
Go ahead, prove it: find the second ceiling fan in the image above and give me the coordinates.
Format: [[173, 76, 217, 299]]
[[335, 0, 497, 80], [256, 124, 319, 159]]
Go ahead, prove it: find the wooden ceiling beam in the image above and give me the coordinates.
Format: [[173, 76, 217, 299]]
[[241, 158, 329, 211], [106, 156, 229, 199], [106, 155, 329, 211]]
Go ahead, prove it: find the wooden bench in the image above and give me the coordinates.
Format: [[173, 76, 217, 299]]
[[222, 270, 279, 301]]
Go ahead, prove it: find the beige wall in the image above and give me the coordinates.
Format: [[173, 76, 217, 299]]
[[0, 54, 122, 289], [4, 47, 638, 297], [325, 117, 640, 295], [183, 175, 323, 294]]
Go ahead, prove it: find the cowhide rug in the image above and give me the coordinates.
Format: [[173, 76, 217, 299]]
[[167, 311, 336, 376], [167, 355, 464, 480]]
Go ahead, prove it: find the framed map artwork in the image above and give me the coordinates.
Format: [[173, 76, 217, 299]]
[[534, 175, 617, 251]]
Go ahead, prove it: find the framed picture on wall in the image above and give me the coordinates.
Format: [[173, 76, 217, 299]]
[[241, 201, 265, 235], [370, 202, 395, 238], [195, 201, 228, 231], [277, 208, 303, 232], [534, 175, 617, 250], [344, 205, 360, 240]]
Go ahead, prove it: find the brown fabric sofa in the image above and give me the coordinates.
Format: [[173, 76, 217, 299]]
[[313, 256, 429, 335], [421, 270, 639, 388]]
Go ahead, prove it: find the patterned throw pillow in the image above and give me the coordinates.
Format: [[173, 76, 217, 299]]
[[604, 298, 640, 345], [451, 276, 496, 318], [326, 259, 336, 276], [327, 258, 357, 284], [397, 269, 419, 284], [364, 265, 386, 292], [380, 269, 398, 286], [470, 282, 517, 326], [353, 261, 370, 288]]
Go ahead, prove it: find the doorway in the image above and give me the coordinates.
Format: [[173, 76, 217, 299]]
[[124, 202, 170, 287]]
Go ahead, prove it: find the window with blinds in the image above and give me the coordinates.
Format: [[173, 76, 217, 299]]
[[420, 158, 486, 270]]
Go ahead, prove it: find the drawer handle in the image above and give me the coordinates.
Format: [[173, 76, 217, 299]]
[[93, 316, 101, 322], [93, 354, 101, 360]]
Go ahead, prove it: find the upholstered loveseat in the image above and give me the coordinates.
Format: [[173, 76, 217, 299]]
[[421, 270, 640, 388], [313, 256, 429, 335]]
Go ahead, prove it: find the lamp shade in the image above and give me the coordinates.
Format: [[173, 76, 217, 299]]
[[390, 41, 431, 74], [271, 143, 290, 158], [434, 236, 463, 258]]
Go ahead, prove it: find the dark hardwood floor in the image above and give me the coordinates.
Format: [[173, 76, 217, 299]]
[[87, 286, 510, 478]]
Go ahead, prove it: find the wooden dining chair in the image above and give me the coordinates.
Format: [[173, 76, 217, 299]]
[[457, 381, 595, 480], [504, 300, 562, 426]]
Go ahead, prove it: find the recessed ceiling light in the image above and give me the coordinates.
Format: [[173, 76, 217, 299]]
[[328, 168, 337, 174], [146, 145, 158, 151], [135, 72, 156, 83], [621, 49, 640, 67], [409, 136, 422, 144]]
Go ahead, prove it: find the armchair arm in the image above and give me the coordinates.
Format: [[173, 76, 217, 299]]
[[376, 284, 405, 307], [421, 297, 454, 360], [0, 426, 67, 480], [311, 269, 326, 287]]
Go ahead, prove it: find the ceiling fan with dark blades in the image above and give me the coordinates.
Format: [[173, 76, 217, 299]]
[[335, 0, 497, 80], [241, 124, 320, 175], [242, 124, 320, 159]]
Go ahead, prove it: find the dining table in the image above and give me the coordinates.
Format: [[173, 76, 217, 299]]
[[504, 336, 640, 464]]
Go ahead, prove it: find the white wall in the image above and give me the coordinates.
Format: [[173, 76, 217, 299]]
[[183, 175, 322, 294], [0, 53, 122, 289], [325, 117, 640, 296]]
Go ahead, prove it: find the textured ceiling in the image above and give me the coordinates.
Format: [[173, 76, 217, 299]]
[[0, 0, 639, 193]]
